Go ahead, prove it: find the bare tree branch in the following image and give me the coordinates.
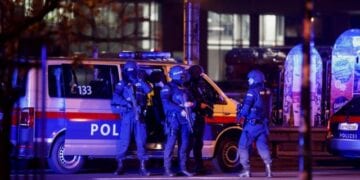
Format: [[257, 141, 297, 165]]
[[0, 0, 61, 44]]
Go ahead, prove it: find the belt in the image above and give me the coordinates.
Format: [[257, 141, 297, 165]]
[[247, 119, 263, 125]]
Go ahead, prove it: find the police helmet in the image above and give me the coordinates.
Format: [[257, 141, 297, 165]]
[[169, 65, 186, 81], [188, 65, 204, 79], [123, 60, 138, 72], [247, 69, 265, 83]]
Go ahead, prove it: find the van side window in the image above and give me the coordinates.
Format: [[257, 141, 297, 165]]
[[198, 77, 226, 105], [48, 65, 65, 97], [12, 67, 28, 97], [48, 64, 119, 99]]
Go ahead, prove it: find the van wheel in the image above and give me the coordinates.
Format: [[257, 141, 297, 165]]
[[48, 136, 84, 174], [213, 137, 241, 172]]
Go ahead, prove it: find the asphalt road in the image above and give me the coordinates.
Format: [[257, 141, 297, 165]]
[[10, 156, 360, 180], [11, 169, 360, 180]]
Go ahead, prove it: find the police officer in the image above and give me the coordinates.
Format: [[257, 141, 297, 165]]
[[237, 69, 272, 178], [111, 60, 152, 176], [187, 65, 214, 174], [161, 65, 195, 177]]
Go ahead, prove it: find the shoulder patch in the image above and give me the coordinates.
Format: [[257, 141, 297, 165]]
[[246, 93, 254, 97]]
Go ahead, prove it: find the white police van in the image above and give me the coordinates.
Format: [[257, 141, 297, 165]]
[[10, 52, 240, 173]]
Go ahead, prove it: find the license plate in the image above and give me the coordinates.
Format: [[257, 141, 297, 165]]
[[338, 123, 358, 131]]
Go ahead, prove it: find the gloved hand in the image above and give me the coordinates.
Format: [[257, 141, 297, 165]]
[[181, 109, 187, 117], [200, 103, 208, 109], [183, 102, 193, 108]]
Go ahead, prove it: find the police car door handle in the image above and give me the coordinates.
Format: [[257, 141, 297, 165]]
[[223, 112, 231, 115], [59, 108, 65, 112]]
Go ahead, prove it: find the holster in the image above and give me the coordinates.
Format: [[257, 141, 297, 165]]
[[165, 112, 178, 136], [246, 119, 263, 125], [111, 103, 129, 114], [138, 106, 147, 123]]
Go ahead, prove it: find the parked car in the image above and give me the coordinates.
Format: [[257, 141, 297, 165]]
[[327, 96, 360, 158]]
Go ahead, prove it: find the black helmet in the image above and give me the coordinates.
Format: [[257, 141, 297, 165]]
[[188, 64, 204, 80], [247, 69, 265, 84], [169, 65, 188, 85], [123, 60, 138, 82], [124, 60, 138, 72]]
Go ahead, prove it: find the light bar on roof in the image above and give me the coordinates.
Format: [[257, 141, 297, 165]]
[[140, 52, 171, 59], [118, 51, 172, 59], [118, 52, 136, 59]]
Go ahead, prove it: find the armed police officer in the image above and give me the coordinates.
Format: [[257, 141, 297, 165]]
[[111, 60, 152, 176], [160, 65, 195, 177], [187, 65, 214, 174], [237, 69, 272, 178]]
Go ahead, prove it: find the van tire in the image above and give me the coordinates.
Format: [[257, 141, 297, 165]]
[[48, 136, 84, 174], [213, 137, 241, 172]]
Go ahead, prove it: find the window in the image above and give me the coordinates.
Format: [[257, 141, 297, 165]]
[[72, 2, 161, 53], [48, 64, 119, 99], [11, 67, 28, 97], [259, 15, 285, 46], [336, 97, 360, 116], [207, 12, 285, 81], [199, 76, 226, 105], [207, 12, 250, 81], [208, 12, 250, 50]]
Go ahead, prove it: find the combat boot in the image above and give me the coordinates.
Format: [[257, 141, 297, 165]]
[[139, 160, 151, 176], [195, 167, 209, 175], [180, 161, 193, 177], [180, 168, 193, 177], [114, 159, 124, 175], [164, 167, 175, 177], [265, 163, 273, 178], [238, 169, 251, 177]]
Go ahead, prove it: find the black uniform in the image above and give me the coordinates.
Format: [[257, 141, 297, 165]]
[[187, 65, 214, 174]]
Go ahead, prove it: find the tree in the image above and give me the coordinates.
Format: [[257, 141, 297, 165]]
[[0, 0, 160, 178]]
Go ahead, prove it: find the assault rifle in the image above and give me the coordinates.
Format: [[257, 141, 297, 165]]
[[129, 83, 140, 121], [182, 93, 194, 133]]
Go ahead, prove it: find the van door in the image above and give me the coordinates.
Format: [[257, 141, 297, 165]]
[[62, 64, 120, 156], [137, 65, 167, 146], [200, 74, 237, 122]]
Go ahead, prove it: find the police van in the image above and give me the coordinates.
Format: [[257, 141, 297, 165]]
[[11, 52, 240, 174]]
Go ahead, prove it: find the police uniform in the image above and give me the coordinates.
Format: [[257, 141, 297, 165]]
[[187, 65, 214, 174], [237, 69, 272, 178], [112, 61, 152, 176], [161, 65, 194, 177]]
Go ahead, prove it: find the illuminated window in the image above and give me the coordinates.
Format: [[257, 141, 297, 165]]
[[71, 2, 161, 53], [207, 11, 250, 81], [208, 12, 250, 50], [259, 15, 284, 46], [24, 0, 32, 16]]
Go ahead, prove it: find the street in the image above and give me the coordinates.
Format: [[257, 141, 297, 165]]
[[11, 156, 360, 180], [11, 169, 360, 180]]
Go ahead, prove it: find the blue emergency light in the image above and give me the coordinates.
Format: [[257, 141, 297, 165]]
[[118, 52, 136, 59], [118, 51, 172, 60]]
